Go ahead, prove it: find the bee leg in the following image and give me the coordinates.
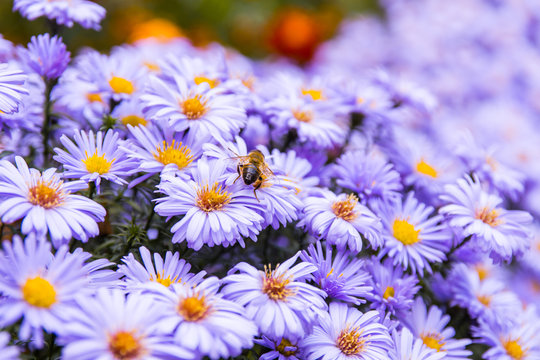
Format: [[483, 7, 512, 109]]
[[253, 180, 263, 202], [233, 174, 241, 184]]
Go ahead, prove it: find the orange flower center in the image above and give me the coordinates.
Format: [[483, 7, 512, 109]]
[[262, 265, 295, 301], [475, 207, 503, 227], [181, 95, 207, 120], [177, 293, 211, 322], [336, 327, 365, 355], [28, 180, 65, 209], [108, 330, 144, 360], [196, 182, 231, 212], [332, 194, 359, 221]]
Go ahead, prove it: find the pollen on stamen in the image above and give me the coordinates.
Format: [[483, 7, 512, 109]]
[[292, 109, 313, 123], [392, 218, 421, 245], [196, 182, 231, 212], [109, 76, 135, 95], [503, 339, 525, 360], [475, 207, 503, 227], [121, 114, 147, 127], [108, 330, 145, 360], [383, 286, 395, 299], [82, 150, 115, 174], [181, 95, 208, 120], [276, 338, 297, 357], [149, 270, 181, 287], [86, 92, 103, 103], [22, 276, 57, 308], [177, 292, 212, 322], [262, 265, 295, 301], [336, 327, 366, 356], [332, 194, 358, 221], [477, 294, 492, 307], [421, 332, 446, 352], [28, 179, 65, 209], [153, 140, 193, 169], [416, 158, 438, 178], [301, 88, 323, 101], [194, 76, 220, 89]]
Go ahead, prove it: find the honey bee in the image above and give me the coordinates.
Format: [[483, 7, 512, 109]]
[[232, 150, 274, 200]]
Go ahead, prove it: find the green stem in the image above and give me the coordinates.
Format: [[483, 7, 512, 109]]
[[87, 182, 96, 200], [41, 79, 56, 166], [144, 207, 155, 231]]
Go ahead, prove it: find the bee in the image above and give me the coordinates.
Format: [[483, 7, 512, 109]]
[[232, 150, 274, 200]]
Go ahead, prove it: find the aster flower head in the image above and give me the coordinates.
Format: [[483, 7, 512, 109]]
[[155, 158, 265, 250], [0, 332, 19, 360], [145, 277, 258, 359], [439, 175, 533, 263], [389, 327, 445, 360], [402, 298, 472, 359], [448, 264, 521, 327], [256, 336, 304, 360], [0, 63, 28, 114], [333, 149, 402, 207], [0, 235, 94, 347], [20, 33, 70, 80], [472, 306, 540, 360], [13, 0, 106, 30], [0, 156, 106, 248], [122, 120, 204, 186], [142, 75, 247, 142], [299, 190, 383, 253], [303, 302, 393, 360], [365, 257, 420, 317], [59, 288, 194, 360], [300, 242, 372, 305], [222, 252, 327, 341], [54, 129, 137, 191], [118, 246, 206, 291], [377, 192, 450, 275]]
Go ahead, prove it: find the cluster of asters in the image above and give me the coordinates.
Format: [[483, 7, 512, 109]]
[[1, 0, 540, 359]]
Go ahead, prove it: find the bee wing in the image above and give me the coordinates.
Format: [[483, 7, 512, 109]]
[[260, 163, 275, 178], [227, 155, 251, 165]]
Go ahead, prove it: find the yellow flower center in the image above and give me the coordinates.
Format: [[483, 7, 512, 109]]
[[383, 286, 395, 299], [421, 332, 445, 352], [262, 265, 295, 301], [276, 338, 297, 356], [475, 207, 503, 227], [503, 339, 525, 360], [393, 218, 421, 245], [476, 264, 489, 281], [416, 158, 438, 178], [28, 180, 65, 209], [86, 93, 103, 103], [292, 109, 313, 123], [109, 76, 135, 95], [149, 271, 180, 287], [177, 293, 211, 322], [477, 294, 492, 307], [153, 140, 193, 169], [181, 95, 207, 120], [22, 276, 57, 308], [196, 182, 231, 212], [82, 150, 114, 174], [121, 115, 147, 127], [301, 88, 323, 101], [194, 76, 220, 89], [331, 194, 358, 221], [108, 330, 144, 360], [336, 327, 366, 356]]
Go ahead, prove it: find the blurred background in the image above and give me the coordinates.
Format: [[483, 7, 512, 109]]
[[0, 0, 380, 62]]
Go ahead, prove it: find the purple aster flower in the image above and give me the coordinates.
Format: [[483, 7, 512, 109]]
[[155, 159, 265, 250], [448, 263, 521, 327], [118, 246, 206, 291], [145, 277, 258, 359], [204, 137, 303, 230], [439, 175, 533, 263], [365, 257, 420, 317], [221, 252, 327, 341], [472, 306, 540, 360], [20, 33, 70, 80], [377, 192, 450, 275], [299, 190, 383, 253], [333, 149, 402, 207], [13, 0, 106, 30], [53, 129, 137, 191], [0, 156, 106, 248], [0, 332, 19, 360], [141, 75, 247, 142], [303, 302, 393, 360], [256, 336, 304, 360], [59, 288, 194, 360], [0, 236, 93, 347], [402, 298, 472, 359], [300, 242, 372, 305], [122, 120, 204, 186], [390, 327, 445, 360], [0, 63, 28, 114]]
